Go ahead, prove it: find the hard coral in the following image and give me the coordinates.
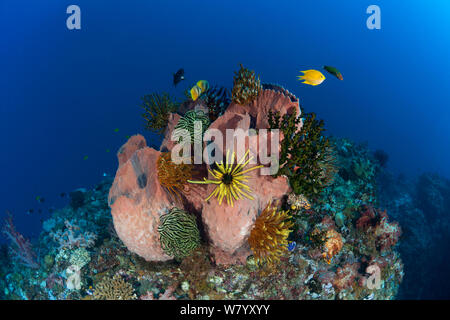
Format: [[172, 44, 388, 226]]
[[50, 220, 97, 250], [158, 207, 200, 259], [157, 152, 193, 198], [141, 93, 179, 134], [231, 64, 262, 106], [93, 274, 136, 300], [69, 247, 91, 269], [248, 201, 294, 266]]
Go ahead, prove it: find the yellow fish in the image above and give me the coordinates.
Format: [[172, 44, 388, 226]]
[[196, 80, 209, 93], [190, 85, 202, 101], [297, 69, 326, 86]]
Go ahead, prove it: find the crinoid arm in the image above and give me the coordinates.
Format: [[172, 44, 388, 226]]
[[141, 93, 179, 134], [248, 200, 294, 267], [157, 152, 193, 198], [188, 149, 263, 207]]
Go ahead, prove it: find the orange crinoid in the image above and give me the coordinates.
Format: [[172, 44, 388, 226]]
[[248, 201, 294, 266], [157, 152, 193, 197]]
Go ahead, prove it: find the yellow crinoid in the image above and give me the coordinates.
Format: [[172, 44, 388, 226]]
[[188, 149, 263, 207], [248, 200, 294, 266]]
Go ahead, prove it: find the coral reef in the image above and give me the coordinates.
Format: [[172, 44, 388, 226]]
[[355, 206, 401, 255], [50, 220, 97, 250], [66, 265, 81, 290], [0, 152, 405, 300], [0, 68, 409, 301], [141, 93, 179, 134], [69, 248, 91, 269], [2, 212, 39, 269], [231, 64, 262, 106], [248, 201, 293, 266], [140, 285, 176, 300], [92, 275, 136, 300], [158, 208, 200, 259]]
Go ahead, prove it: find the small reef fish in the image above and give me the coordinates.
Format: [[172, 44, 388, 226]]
[[114, 128, 119, 133], [173, 68, 185, 86], [190, 85, 202, 101], [60, 192, 66, 198], [36, 196, 45, 203], [196, 80, 210, 93], [297, 69, 326, 86], [190, 80, 210, 101], [323, 65, 343, 80], [83, 156, 89, 161]]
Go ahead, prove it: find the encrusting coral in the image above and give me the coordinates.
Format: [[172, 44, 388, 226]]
[[157, 208, 200, 259], [188, 149, 263, 207], [248, 201, 294, 266], [231, 64, 262, 106], [322, 229, 343, 264], [173, 109, 210, 144], [92, 274, 136, 300], [141, 93, 179, 134], [287, 193, 311, 211], [157, 152, 193, 198]]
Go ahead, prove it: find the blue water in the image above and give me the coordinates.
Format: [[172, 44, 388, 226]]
[[1, 0, 450, 297]]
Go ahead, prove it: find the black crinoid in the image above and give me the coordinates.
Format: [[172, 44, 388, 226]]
[[268, 105, 333, 200], [141, 93, 179, 134], [201, 86, 231, 122]]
